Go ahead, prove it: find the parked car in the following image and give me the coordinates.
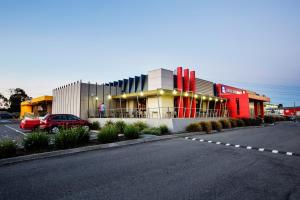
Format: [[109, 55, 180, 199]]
[[20, 117, 40, 130], [39, 114, 90, 133]]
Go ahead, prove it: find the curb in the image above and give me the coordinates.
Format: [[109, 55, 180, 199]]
[[0, 125, 266, 167]]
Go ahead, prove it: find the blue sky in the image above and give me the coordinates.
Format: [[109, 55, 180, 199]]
[[0, 0, 299, 106]]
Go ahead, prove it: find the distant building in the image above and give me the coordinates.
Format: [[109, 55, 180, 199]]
[[20, 96, 53, 118]]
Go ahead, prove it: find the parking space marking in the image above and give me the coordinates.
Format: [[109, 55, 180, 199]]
[[4, 125, 26, 136], [184, 137, 300, 157]]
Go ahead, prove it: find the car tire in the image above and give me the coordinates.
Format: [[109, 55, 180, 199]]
[[51, 126, 60, 134], [83, 126, 90, 132]]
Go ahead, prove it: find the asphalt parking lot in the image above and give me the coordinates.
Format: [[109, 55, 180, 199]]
[[0, 120, 28, 143], [0, 122, 299, 200]]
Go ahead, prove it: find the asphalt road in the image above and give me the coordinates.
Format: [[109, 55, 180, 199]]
[[0, 122, 300, 200]]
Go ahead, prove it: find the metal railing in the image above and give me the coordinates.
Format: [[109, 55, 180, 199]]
[[94, 107, 229, 119]]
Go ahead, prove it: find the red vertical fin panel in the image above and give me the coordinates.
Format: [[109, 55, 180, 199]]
[[184, 68, 190, 118], [190, 70, 196, 118], [177, 67, 184, 118]]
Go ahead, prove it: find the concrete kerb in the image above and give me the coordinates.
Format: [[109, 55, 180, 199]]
[[0, 125, 267, 167]]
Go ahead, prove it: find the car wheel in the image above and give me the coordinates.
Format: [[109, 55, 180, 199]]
[[83, 126, 90, 132], [51, 127, 60, 134]]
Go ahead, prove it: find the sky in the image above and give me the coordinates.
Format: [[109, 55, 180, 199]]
[[0, 0, 299, 106]]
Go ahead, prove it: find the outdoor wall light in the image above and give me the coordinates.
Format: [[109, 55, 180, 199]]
[[220, 99, 223, 103], [172, 90, 177, 95], [122, 94, 127, 98], [95, 97, 99, 100], [107, 95, 112, 100], [184, 92, 189, 97], [159, 90, 164, 95], [194, 94, 198, 98], [215, 98, 218, 102], [140, 92, 144, 96], [209, 97, 213, 101], [202, 96, 206, 100]]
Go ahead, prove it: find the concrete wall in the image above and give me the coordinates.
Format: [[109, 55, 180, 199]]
[[148, 68, 174, 90], [89, 117, 226, 133]]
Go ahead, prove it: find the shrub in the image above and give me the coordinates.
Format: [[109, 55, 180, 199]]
[[124, 124, 139, 139], [104, 120, 115, 127], [89, 121, 100, 130], [219, 119, 232, 129], [97, 125, 118, 143], [236, 119, 245, 127], [254, 118, 263, 126], [186, 123, 202, 132], [211, 121, 222, 132], [55, 127, 90, 149], [23, 132, 49, 152], [200, 121, 212, 133], [242, 118, 251, 126], [0, 139, 17, 159], [264, 116, 275, 124], [114, 120, 127, 134], [159, 125, 169, 134], [133, 121, 148, 132], [141, 127, 161, 135], [229, 118, 237, 128]]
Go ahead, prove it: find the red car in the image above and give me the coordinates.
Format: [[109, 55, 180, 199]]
[[40, 114, 90, 133], [20, 114, 90, 133]]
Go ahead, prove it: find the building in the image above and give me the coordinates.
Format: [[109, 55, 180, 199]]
[[20, 96, 53, 118], [283, 107, 300, 117], [52, 67, 271, 132]]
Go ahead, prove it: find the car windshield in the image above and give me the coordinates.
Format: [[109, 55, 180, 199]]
[[40, 114, 50, 120]]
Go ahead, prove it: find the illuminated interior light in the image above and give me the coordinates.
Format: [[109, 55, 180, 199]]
[[95, 97, 99, 100], [172, 90, 177, 95], [107, 95, 112, 100], [209, 97, 213, 101], [194, 94, 198, 98], [202, 96, 206, 100], [140, 92, 144, 96], [215, 98, 218, 102], [184, 92, 189, 97], [159, 90, 164, 95], [122, 94, 127, 98]]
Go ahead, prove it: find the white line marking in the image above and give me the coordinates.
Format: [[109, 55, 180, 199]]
[[286, 152, 293, 156], [208, 141, 212, 143], [216, 142, 221, 145], [200, 139, 204, 142], [272, 150, 278, 154], [192, 138, 196, 141], [235, 145, 240, 148], [4, 125, 26, 136], [226, 143, 230, 146], [246, 146, 252, 149], [259, 148, 264, 152]]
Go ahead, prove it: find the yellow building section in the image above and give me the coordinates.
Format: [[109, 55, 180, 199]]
[[20, 96, 53, 119]]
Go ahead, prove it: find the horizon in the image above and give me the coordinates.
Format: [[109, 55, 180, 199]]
[[0, 0, 299, 106]]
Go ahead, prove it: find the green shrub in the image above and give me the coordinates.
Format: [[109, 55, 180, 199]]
[[186, 123, 202, 132], [253, 118, 263, 126], [124, 124, 139, 139], [0, 139, 17, 159], [23, 132, 49, 152], [141, 127, 162, 135], [264, 116, 275, 124], [229, 118, 237, 128], [55, 127, 90, 149], [97, 125, 118, 143], [89, 121, 100, 130], [133, 121, 148, 132], [115, 120, 127, 134], [104, 120, 115, 127], [242, 118, 251, 126], [219, 119, 232, 129], [236, 119, 245, 127], [211, 121, 222, 132], [200, 121, 212, 133], [159, 125, 169, 134]]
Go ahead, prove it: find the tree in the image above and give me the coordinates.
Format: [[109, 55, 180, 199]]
[[8, 88, 29, 113], [0, 92, 8, 110]]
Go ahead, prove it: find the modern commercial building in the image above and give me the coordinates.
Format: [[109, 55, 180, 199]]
[[283, 107, 300, 117], [52, 67, 270, 132]]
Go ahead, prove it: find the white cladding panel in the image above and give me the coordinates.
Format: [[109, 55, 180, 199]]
[[148, 68, 174, 90]]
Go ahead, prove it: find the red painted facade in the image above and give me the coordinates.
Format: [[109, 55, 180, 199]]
[[176, 67, 184, 118], [190, 70, 196, 118], [283, 107, 300, 116]]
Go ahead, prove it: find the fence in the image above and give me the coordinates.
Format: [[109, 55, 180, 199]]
[[93, 107, 229, 119]]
